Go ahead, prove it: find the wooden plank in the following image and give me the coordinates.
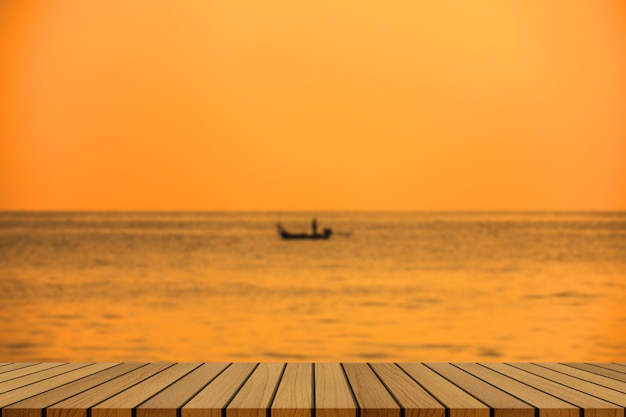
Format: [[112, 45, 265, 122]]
[[398, 363, 489, 417], [315, 363, 357, 417], [0, 364, 70, 391], [227, 363, 285, 417], [563, 364, 626, 383], [426, 363, 534, 417], [271, 363, 313, 417], [456, 363, 578, 417], [370, 363, 443, 417], [591, 362, 626, 373], [183, 363, 258, 417], [0, 364, 39, 377], [91, 363, 201, 417], [4, 363, 141, 417], [0, 363, 114, 408], [510, 363, 626, 407], [343, 363, 400, 417], [536, 363, 626, 393], [2, 362, 626, 417], [46, 363, 174, 417], [482, 363, 622, 417], [589, 364, 626, 374], [137, 363, 229, 417]]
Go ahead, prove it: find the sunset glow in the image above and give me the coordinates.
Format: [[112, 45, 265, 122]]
[[1, 1, 625, 210]]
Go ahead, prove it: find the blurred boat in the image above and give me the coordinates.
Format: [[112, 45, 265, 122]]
[[276, 223, 332, 240]]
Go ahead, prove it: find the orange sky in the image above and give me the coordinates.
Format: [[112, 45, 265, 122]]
[[1, 1, 625, 211]]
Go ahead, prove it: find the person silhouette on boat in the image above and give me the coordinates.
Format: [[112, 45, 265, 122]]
[[312, 218, 318, 236]]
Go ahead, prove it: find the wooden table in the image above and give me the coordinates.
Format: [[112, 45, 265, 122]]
[[1, 363, 625, 417]]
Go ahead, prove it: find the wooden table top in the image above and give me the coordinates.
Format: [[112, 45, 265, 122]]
[[1, 363, 625, 417]]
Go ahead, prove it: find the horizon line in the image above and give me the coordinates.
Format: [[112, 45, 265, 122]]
[[1, 208, 625, 213]]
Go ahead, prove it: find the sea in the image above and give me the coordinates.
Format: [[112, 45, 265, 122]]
[[1, 211, 625, 362]]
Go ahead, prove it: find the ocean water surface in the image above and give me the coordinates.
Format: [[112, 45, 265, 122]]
[[1, 211, 625, 361]]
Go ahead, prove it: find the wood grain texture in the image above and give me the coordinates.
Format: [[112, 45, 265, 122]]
[[0, 363, 111, 408], [4, 363, 142, 417], [272, 363, 312, 417], [426, 363, 534, 417], [0, 363, 75, 393], [589, 364, 626, 375], [536, 363, 626, 392], [370, 363, 443, 417], [228, 363, 285, 417], [563, 364, 626, 383], [315, 363, 357, 417], [398, 363, 490, 417], [46, 363, 173, 417], [91, 363, 202, 417], [137, 363, 230, 417], [509, 363, 626, 407], [0, 364, 38, 376], [183, 363, 258, 417], [456, 363, 578, 417], [482, 363, 623, 417], [0, 363, 623, 417], [343, 363, 400, 417]]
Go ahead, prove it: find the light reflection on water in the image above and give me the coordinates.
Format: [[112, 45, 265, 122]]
[[1, 211, 625, 361]]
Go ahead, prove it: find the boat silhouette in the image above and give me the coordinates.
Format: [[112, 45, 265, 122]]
[[276, 223, 333, 240]]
